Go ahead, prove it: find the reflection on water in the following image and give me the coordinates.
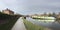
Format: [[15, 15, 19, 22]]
[[26, 17, 60, 30]]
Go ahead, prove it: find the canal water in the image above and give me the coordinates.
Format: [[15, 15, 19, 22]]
[[26, 17, 60, 30]]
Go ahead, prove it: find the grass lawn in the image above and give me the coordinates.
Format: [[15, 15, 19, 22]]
[[23, 18, 45, 30]]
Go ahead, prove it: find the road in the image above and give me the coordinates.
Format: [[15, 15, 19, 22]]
[[11, 17, 26, 30]]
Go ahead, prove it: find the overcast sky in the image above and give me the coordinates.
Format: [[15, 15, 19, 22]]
[[0, 0, 60, 15]]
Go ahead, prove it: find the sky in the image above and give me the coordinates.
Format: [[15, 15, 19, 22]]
[[0, 0, 60, 15]]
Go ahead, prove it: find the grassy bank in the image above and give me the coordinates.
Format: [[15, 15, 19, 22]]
[[23, 18, 45, 30]]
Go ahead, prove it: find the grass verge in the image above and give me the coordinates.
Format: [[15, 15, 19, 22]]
[[23, 18, 45, 30]]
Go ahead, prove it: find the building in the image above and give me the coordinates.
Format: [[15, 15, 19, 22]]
[[2, 8, 14, 15]]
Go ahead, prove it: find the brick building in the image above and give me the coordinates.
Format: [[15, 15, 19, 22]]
[[2, 8, 14, 15]]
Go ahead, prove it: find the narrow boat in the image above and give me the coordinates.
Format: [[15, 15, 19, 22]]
[[32, 16, 56, 22]]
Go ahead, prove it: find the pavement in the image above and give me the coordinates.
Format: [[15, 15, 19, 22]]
[[11, 17, 26, 30]]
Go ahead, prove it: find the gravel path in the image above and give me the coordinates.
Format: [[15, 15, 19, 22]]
[[11, 17, 26, 30]]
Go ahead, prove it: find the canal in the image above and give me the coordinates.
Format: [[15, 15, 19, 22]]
[[26, 17, 60, 30]]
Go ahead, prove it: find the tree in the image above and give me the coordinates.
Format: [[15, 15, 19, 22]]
[[58, 12, 60, 15], [44, 12, 47, 16], [52, 12, 56, 17], [48, 13, 52, 17]]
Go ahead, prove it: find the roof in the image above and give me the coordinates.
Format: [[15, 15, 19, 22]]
[[3, 8, 14, 13]]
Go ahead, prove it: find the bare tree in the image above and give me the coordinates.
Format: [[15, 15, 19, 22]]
[[48, 13, 52, 17]]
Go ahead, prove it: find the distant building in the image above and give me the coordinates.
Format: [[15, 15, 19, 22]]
[[2, 8, 14, 15], [56, 15, 60, 19]]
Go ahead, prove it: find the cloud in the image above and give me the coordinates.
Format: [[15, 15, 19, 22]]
[[0, 0, 24, 12], [0, 0, 60, 15], [0, 1, 7, 10]]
